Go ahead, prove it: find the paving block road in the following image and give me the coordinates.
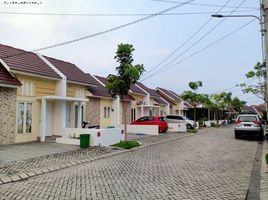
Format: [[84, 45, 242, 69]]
[[0, 127, 259, 199]]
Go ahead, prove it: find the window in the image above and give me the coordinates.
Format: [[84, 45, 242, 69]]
[[131, 109, 136, 122], [104, 107, 111, 118], [17, 102, 32, 134], [107, 107, 110, 118], [18, 81, 35, 96]]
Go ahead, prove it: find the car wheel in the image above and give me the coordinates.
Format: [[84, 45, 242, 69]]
[[235, 131, 240, 139], [186, 124, 192, 129]]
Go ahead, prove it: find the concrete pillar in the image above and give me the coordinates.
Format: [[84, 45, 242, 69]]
[[40, 97, 46, 142]]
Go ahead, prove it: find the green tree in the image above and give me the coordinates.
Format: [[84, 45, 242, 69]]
[[106, 43, 145, 141], [181, 81, 203, 124], [231, 97, 246, 112], [239, 62, 265, 101]]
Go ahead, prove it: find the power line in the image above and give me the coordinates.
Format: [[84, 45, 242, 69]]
[[141, 0, 233, 79], [150, 0, 257, 10], [141, 19, 255, 82], [210, 79, 255, 94], [0, 0, 195, 59], [0, 9, 257, 17], [141, 0, 248, 81]]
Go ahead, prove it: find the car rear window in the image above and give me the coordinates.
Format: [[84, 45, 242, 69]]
[[166, 115, 183, 120], [238, 116, 257, 122]]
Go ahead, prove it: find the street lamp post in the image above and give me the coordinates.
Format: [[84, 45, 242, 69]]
[[211, 13, 268, 119]]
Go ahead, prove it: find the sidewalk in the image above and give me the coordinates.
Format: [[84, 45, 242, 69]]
[[0, 128, 213, 185]]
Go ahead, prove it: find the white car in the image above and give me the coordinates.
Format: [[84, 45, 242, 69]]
[[234, 114, 264, 140], [165, 115, 194, 129]]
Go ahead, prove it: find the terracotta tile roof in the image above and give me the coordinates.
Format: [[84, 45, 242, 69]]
[[86, 74, 113, 98], [184, 101, 194, 109], [44, 56, 90, 85], [0, 64, 21, 86], [136, 82, 158, 97], [153, 97, 168, 105], [130, 84, 147, 95], [251, 105, 263, 113], [242, 105, 256, 113], [156, 92, 176, 106], [0, 44, 60, 79], [92, 75, 136, 101], [156, 87, 181, 101]]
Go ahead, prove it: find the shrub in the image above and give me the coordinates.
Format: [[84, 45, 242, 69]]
[[111, 140, 140, 149], [266, 153, 268, 165]]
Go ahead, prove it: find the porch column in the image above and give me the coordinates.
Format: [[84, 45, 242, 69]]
[[40, 97, 46, 142], [141, 105, 144, 117], [77, 102, 82, 128]]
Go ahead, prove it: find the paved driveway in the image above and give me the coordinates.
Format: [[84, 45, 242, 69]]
[[0, 127, 258, 199]]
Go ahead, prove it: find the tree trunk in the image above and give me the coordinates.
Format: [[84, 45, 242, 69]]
[[194, 107, 196, 127], [121, 95, 128, 141]]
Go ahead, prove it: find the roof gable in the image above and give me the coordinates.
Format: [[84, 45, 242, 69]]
[[86, 74, 113, 98], [44, 56, 89, 85], [0, 44, 60, 79], [0, 64, 21, 86]]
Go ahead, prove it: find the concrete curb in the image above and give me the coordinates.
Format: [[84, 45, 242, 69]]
[[0, 128, 216, 185]]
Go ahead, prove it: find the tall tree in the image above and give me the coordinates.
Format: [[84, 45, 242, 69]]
[[106, 43, 144, 141], [181, 81, 203, 124]]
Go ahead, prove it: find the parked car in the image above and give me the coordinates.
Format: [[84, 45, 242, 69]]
[[234, 114, 264, 140], [131, 116, 168, 133], [165, 115, 194, 129]]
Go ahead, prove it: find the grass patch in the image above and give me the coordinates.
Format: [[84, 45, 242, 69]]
[[187, 129, 197, 133], [266, 153, 268, 165], [111, 140, 140, 149]]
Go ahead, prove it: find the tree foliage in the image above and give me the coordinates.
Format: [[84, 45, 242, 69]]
[[239, 61, 266, 100], [189, 81, 203, 90]]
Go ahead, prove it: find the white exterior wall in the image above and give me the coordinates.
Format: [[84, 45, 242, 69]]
[[56, 128, 124, 146]]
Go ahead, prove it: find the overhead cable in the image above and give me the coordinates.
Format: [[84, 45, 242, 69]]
[[140, 19, 255, 82], [141, 0, 233, 79], [1, 0, 195, 59], [141, 0, 248, 81]]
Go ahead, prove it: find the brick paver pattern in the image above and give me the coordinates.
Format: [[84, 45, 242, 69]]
[[0, 128, 258, 199]]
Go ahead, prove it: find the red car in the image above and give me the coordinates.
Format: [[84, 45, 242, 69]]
[[131, 116, 168, 133]]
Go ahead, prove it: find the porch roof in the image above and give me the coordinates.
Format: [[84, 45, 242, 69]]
[[39, 96, 88, 102]]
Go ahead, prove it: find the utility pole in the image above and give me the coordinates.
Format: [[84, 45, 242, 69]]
[[262, 0, 268, 119]]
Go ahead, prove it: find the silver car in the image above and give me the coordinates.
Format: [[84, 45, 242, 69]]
[[234, 114, 264, 140], [165, 115, 194, 129]]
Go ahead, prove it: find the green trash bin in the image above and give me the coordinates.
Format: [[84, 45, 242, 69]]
[[80, 134, 90, 148]]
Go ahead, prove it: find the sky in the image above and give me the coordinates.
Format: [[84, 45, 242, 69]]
[[0, 0, 262, 105]]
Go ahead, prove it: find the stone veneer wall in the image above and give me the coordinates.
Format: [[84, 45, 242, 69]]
[[0, 87, 17, 144], [86, 97, 100, 126]]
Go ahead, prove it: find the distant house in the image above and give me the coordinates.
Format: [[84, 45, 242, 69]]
[[155, 87, 185, 116], [0, 44, 97, 144], [134, 82, 168, 118], [242, 104, 264, 117]]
